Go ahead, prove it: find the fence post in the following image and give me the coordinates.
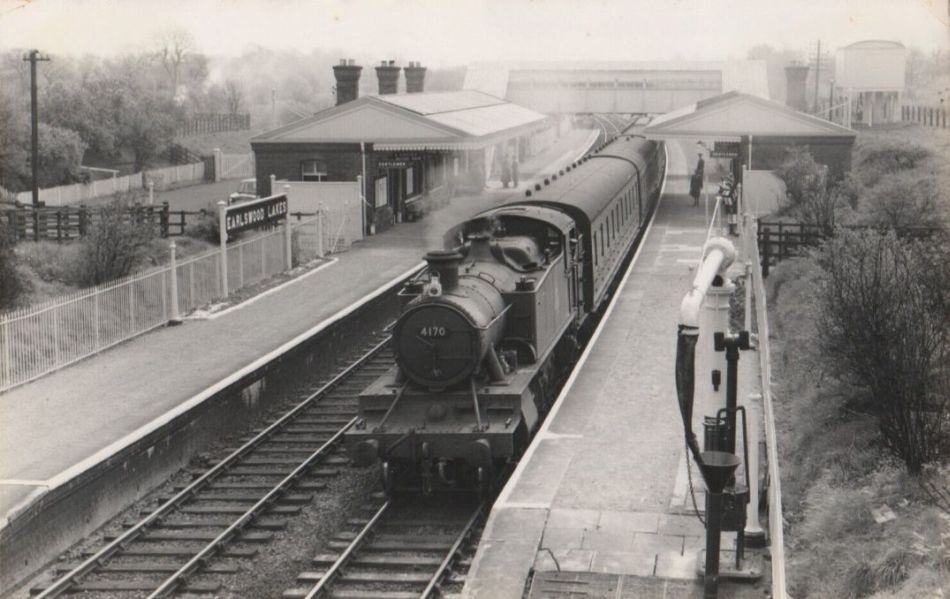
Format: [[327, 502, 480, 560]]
[[169, 241, 182, 325], [161, 201, 170, 238], [218, 200, 229, 298], [284, 184, 293, 269], [317, 202, 325, 258], [762, 226, 771, 278], [213, 148, 223, 182]]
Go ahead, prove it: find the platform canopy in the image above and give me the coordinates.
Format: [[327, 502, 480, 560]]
[[252, 90, 550, 151], [643, 91, 855, 143]]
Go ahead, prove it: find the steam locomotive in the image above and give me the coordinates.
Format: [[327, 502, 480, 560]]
[[345, 134, 666, 494]]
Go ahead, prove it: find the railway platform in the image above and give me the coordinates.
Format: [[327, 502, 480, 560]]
[[462, 140, 771, 599], [0, 129, 596, 592]]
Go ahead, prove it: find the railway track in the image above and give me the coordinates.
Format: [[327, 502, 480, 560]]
[[282, 496, 485, 599], [31, 333, 395, 598]]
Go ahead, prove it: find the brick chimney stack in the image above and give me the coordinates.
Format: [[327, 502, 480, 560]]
[[375, 60, 401, 95], [784, 64, 810, 112], [404, 61, 427, 93], [332, 59, 362, 106]]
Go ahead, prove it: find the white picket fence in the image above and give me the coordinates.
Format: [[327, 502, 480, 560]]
[[14, 163, 209, 207], [218, 152, 254, 180], [0, 214, 326, 393]]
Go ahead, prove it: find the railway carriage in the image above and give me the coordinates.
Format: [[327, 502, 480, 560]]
[[345, 133, 666, 494]]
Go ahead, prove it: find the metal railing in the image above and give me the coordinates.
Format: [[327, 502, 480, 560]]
[[0, 214, 328, 393]]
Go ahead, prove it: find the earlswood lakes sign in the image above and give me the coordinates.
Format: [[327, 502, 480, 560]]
[[225, 194, 288, 234]]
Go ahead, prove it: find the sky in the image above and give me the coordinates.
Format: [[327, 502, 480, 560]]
[[0, 0, 947, 65]]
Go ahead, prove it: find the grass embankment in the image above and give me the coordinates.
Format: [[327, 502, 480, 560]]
[[13, 236, 215, 306], [767, 122, 950, 597], [768, 260, 949, 597]]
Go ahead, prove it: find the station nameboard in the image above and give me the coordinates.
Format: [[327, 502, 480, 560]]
[[225, 194, 288, 234], [710, 142, 740, 158]]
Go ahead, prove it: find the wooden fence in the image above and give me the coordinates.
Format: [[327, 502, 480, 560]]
[[902, 105, 948, 129], [176, 113, 251, 137], [3, 204, 325, 244], [757, 220, 943, 277]]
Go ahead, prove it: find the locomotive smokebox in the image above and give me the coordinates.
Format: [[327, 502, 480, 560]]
[[425, 250, 462, 290]]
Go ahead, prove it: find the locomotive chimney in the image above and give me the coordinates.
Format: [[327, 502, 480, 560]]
[[376, 60, 401, 95], [425, 250, 462, 290], [332, 59, 362, 105]]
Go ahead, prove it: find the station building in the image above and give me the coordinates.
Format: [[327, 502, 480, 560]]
[[463, 60, 770, 115], [251, 61, 553, 234]]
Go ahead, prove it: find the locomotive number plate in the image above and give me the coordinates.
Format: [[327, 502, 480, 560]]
[[418, 326, 448, 338]]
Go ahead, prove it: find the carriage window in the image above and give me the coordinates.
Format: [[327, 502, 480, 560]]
[[600, 224, 605, 256]]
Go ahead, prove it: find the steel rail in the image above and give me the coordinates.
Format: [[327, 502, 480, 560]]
[[36, 334, 391, 598], [303, 501, 391, 599], [147, 420, 358, 598], [420, 502, 485, 599]]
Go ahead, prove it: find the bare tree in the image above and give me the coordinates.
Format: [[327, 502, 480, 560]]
[[224, 80, 244, 115], [154, 28, 195, 99]]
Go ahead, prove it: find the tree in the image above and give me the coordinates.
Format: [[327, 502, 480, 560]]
[[224, 80, 244, 114], [0, 92, 86, 192], [0, 225, 25, 310], [817, 230, 950, 473], [154, 28, 196, 100]]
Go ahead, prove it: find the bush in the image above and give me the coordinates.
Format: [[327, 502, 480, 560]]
[[816, 229, 950, 473], [862, 171, 943, 229], [75, 199, 158, 286], [773, 147, 858, 232], [854, 139, 933, 187], [184, 209, 220, 244], [0, 224, 24, 309]]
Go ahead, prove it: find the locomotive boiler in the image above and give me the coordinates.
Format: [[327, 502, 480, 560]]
[[345, 133, 666, 494]]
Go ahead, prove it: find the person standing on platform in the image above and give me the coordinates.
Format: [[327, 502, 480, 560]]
[[500, 158, 511, 189], [690, 153, 705, 206]]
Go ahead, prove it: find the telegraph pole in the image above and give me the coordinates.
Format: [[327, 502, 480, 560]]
[[23, 49, 50, 208]]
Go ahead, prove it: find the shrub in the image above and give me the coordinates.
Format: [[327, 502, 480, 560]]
[[816, 229, 950, 473], [773, 148, 857, 232], [0, 224, 24, 309], [862, 171, 943, 229], [184, 209, 220, 244], [854, 139, 932, 187], [75, 199, 158, 286]]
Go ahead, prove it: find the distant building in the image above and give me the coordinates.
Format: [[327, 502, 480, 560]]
[[834, 41, 906, 126], [464, 60, 770, 115]]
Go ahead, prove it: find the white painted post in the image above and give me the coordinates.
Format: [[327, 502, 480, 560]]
[[213, 148, 223, 183], [284, 184, 293, 269], [148, 180, 154, 206], [218, 200, 228, 298], [316, 202, 325, 258], [269, 174, 277, 197], [169, 241, 182, 325]]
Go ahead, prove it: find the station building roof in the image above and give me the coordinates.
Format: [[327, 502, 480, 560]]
[[643, 91, 856, 142], [251, 90, 550, 151]]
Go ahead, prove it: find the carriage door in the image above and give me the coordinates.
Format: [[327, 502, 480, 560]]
[[568, 228, 583, 311]]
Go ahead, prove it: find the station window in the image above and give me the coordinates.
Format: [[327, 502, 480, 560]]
[[301, 160, 327, 182]]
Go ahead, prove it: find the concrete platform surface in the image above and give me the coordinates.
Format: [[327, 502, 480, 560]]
[[0, 129, 596, 530], [462, 140, 768, 598]]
